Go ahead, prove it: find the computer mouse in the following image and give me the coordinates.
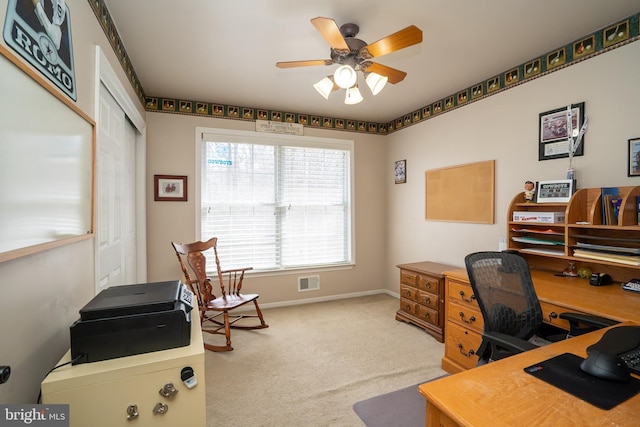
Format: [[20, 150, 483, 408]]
[[580, 350, 630, 382]]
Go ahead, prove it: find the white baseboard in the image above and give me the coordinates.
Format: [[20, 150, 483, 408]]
[[244, 289, 400, 311]]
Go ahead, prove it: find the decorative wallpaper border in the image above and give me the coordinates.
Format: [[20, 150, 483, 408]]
[[89, 1, 639, 136]]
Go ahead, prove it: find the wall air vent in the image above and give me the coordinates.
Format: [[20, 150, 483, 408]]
[[298, 275, 320, 292]]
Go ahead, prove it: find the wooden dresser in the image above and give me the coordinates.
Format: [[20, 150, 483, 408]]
[[396, 261, 457, 342]]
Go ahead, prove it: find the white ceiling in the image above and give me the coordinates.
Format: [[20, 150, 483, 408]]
[[102, 0, 640, 123]]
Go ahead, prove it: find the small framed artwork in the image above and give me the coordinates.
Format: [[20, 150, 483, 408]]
[[179, 100, 192, 113], [524, 59, 541, 79], [627, 137, 640, 176], [539, 102, 585, 161], [154, 175, 187, 201], [394, 160, 406, 184], [536, 179, 575, 203]]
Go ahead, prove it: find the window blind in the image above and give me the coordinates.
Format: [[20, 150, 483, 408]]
[[200, 131, 353, 272]]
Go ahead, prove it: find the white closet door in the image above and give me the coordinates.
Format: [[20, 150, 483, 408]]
[[96, 84, 136, 292]]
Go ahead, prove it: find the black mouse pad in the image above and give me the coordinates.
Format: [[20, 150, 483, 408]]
[[523, 353, 640, 410]]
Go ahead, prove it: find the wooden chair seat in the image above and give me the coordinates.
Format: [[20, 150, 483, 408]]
[[207, 293, 259, 311], [172, 238, 268, 352]]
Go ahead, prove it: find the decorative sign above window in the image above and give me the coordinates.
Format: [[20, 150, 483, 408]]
[[256, 120, 304, 136]]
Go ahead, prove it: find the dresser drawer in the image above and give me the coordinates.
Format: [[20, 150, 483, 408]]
[[400, 284, 418, 302], [447, 300, 484, 333], [416, 304, 438, 326], [417, 290, 438, 310], [445, 321, 481, 370], [447, 279, 478, 309], [399, 298, 417, 315], [401, 270, 419, 286], [416, 275, 440, 295]]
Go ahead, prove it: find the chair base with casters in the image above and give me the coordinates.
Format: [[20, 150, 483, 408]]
[[172, 238, 268, 352], [465, 251, 619, 365]]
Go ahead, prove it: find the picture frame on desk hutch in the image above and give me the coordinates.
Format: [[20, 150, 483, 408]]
[[536, 179, 575, 203]]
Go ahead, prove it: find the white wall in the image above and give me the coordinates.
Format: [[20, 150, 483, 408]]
[[385, 41, 640, 288], [145, 113, 388, 306], [0, 0, 144, 403]]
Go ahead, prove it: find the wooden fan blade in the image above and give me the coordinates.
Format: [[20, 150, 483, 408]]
[[361, 62, 407, 84], [276, 60, 331, 68], [311, 17, 349, 52], [360, 25, 422, 59]]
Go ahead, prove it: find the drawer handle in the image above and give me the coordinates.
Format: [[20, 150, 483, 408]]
[[459, 291, 476, 303], [424, 297, 431, 305], [548, 311, 558, 321], [404, 290, 411, 296], [425, 282, 432, 289], [457, 344, 475, 358], [459, 312, 476, 324]]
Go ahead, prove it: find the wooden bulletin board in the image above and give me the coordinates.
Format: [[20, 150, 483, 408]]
[[425, 160, 495, 224]]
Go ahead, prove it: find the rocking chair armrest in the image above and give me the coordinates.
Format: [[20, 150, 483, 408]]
[[220, 267, 253, 274]]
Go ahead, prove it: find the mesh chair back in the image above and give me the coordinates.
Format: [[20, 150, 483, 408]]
[[465, 251, 542, 341]]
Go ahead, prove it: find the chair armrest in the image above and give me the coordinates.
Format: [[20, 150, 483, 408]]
[[559, 312, 619, 337], [483, 331, 538, 353], [220, 267, 253, 274]]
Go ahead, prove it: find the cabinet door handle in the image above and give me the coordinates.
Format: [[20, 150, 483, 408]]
[[459, 291, 476, 303], [459, 311, 476, 324], [548, 311, 558, 321], [457, 344, 475, 358]]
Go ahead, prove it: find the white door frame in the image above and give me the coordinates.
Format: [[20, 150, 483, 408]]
[[94, 46, 147, 291]]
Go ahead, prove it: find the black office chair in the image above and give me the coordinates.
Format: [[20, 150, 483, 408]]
[[465, 251, 617, 365]]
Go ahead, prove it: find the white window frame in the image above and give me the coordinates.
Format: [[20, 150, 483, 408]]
[[195, 127, 355, 275]]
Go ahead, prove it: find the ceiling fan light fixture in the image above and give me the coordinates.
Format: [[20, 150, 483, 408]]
[[344, 85, 363, 105], [334, 65, 357, 89], [365, 72, 388, 95], [313, 76, 334, 99]]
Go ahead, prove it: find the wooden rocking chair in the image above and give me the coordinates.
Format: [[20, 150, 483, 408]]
[[171, 237, 268, 352]]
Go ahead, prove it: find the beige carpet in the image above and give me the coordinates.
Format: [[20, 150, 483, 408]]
[[204, 293, 446, 426]]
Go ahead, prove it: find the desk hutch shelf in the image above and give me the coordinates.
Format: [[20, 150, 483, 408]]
[[508, 186, 640, 283]]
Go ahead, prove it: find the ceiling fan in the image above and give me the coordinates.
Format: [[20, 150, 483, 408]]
[[276, 17, 423, 104]]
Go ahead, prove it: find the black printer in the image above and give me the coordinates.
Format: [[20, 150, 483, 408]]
[[70, 280, 194, 364]]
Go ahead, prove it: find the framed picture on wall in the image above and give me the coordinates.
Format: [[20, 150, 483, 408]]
[[394, 160, 406, 184], [628, 137, 640, 176], [154, 175, 187, 201], [538, 102, 585, 161]]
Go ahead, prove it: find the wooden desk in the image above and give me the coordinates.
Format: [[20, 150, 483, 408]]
[[420, 322, 640, 427], [447, 268, 640, 323], [442, 268, 640, 373]]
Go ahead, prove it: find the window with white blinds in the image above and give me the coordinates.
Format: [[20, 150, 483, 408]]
[[198, 129, 353, 272]]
